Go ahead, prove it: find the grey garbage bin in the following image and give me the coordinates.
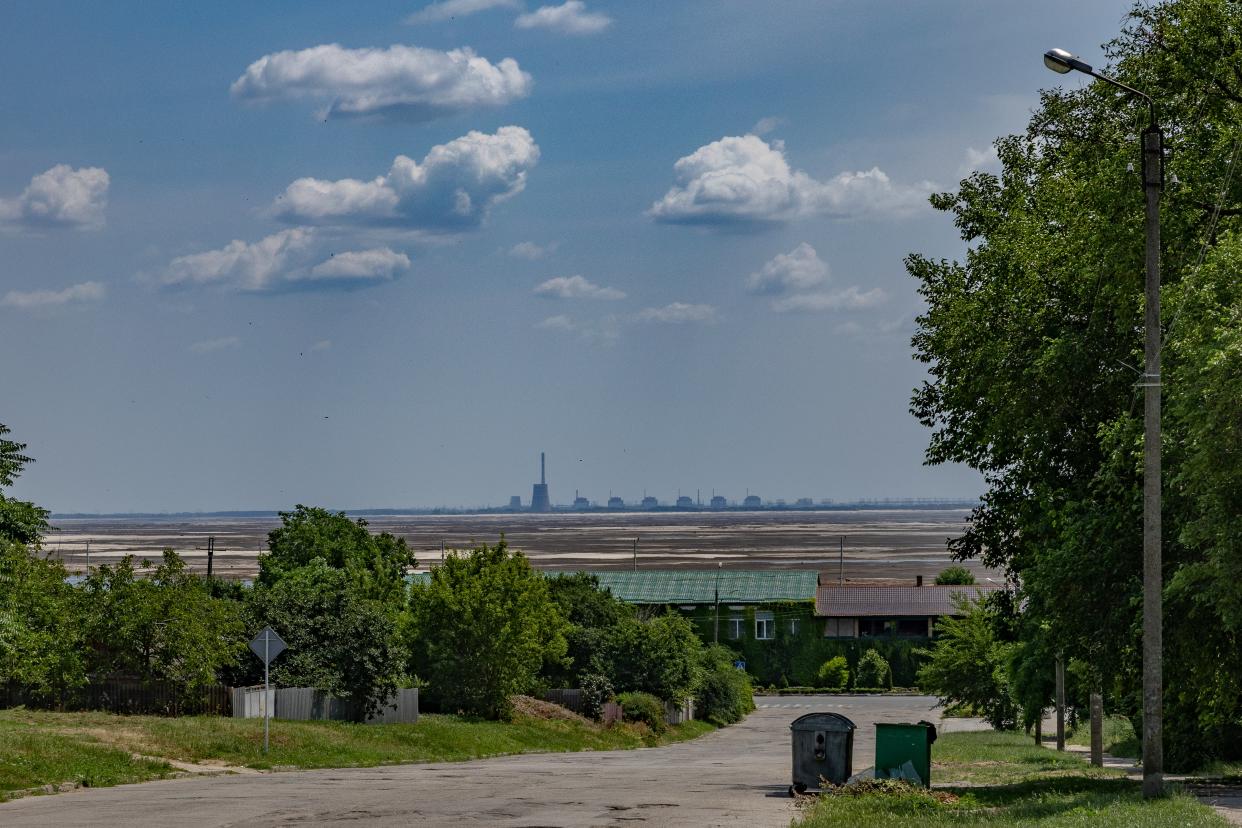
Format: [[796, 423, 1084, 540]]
[[789, 711, 856, 795]]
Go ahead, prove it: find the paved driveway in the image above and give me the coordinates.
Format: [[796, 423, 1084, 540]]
[[0, 695, 986, 827]]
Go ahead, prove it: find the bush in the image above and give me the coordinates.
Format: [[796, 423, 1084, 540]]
[[579, 673, 614, 721], [935, 566, 976, 585], [695, 645, 755, 725], [618, 691, 666, 733], [855, 649, 892, 689], [603, 613, 702, 704], [816, 656, 849, 690], [405, 538, 567, 720]]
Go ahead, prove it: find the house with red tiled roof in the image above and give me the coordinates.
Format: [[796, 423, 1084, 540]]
[[815, 578, 1004, 639]]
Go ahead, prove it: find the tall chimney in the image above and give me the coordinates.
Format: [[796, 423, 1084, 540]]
[[541, 452, 546, 484]]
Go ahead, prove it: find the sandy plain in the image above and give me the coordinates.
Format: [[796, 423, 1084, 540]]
[[42, 508, 994, 582]]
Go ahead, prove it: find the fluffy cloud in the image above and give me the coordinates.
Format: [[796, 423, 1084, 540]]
[[636, 302, 719, 324], [649, 135, 932, 226], [534, 275, 625, 300], [508, 240, 558, 260], [308, 248, 410, 281], [960, 145, 1001, 176], [1, 281, 105, 310], [405, 0, 520, 24], [230, 44, 531, 121], [751, 116, 784, 136], [770, 286, 888, 313], [536, 314, 577, 332], [159, 229, 410, 292], [271, 126, 539, 230], [0, 165, 109, 231], [746, 242, 829, 294], [516, 1, 612, 34], [190, 336, 242, 354]]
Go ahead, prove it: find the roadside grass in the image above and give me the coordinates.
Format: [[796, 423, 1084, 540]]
[[792, 731, 1226, 827], [0, 718, 173, 799], [0, 708, 714, 791]]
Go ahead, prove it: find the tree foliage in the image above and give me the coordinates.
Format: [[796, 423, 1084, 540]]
[[855, 649, 893, 689], [908, 0, 1242, 768], [601, 612, 703, 704], [247, 559, 404, 719], [934, 566, 975, 585], [405, 538, 567, 719], [261, 505, 415, 605], [0, 538, 85, 697], [0, 423, 49, 547], [916, 600, 1017, 730], [695, 644, 755, 725], [81, 550, 246, 689]]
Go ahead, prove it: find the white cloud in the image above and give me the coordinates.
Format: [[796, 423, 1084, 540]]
[[230, 44, 531, 121], [0, 165, 109, 231], [536, 314, 577, 331], [160, 229, 409, 292], [508, 240, 559, 260], [534, 274, 625, 300], [636, 302, 719, 324], [272, 126, 539, 230], [516, 1, 612, 34], [190, 336, 241, 354], [746, 242, 829, 295], [649, 134, 932, 226], [770, 286, 888, 313], [308, 248, 411, 281], [960, 145, 1001, 176], [308, 339, 333, 352], [1, 281, 105, 310], [751, 116, 784, 136], [405, 0, 520, 24]]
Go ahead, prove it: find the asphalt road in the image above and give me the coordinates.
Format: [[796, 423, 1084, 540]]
[[0, 695, 986, 827]]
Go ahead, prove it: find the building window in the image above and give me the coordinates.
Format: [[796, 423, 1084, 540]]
[[755, 611, 775, 640], [728, 616, 744, 639], [823, 618, 857, 638], [789, 618, 800, 636]]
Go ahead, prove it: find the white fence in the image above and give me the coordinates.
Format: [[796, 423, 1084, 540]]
[[232, 687, 419, 724]]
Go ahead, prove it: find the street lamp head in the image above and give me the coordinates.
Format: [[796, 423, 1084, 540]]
[[1044, 48, 1093, 75]]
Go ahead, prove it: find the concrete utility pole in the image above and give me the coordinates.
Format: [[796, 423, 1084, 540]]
[[714, 561, 722, 644], [1043, 47, 1163, 796], [1055, 654, 1066, 751], [1090, 692, 1104, 767]]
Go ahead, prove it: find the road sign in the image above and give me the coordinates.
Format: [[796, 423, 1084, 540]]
[[248, 627, 286, 754], [733, 659, 747, 671], [249, 627, 286, 665]]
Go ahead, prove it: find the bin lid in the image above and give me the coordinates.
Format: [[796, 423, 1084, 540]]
[[790, 711, 855, 732]]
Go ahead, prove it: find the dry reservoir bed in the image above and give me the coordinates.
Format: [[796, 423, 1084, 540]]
[[42, 509, 990, 582]]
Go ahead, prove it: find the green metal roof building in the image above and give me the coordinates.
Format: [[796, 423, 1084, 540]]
[[582, 570, 819, 605]]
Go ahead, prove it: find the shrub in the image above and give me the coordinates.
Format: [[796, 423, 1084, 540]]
[[934, 566, 976, 585], [816, 656, 849, 690], [603, 613, 702, 704], [579, 673, 614, 721], [855, 649, 892, 689], [618, 691, 666, 733], [695, 645, 755, 725]]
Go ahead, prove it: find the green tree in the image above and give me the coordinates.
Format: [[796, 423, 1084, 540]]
[[907, 0, 1242, 767], [261, 505, 415, 605], [543, 572, 633, 686], [0, 538, 85, 698], [695, 644, 755, 725], [855, 649, 892, 689], [81, 550, 245, 690], [405, 538, 567, 719], [0, 423, 48, 547], [247, 559, 404, 720], [816, 656, 849, 690], [603, 612, 703, 704], [934, 566, 975, 585], [916, 600, 1017, 730]]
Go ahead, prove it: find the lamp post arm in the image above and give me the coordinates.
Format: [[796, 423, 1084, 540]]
[[1085, 69, 1157, 126]]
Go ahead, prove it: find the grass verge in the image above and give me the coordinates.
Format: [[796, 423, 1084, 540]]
[[1065, 714, 1139, 759], [792, 731, 1226, 827], [0, 708, 714, 798]]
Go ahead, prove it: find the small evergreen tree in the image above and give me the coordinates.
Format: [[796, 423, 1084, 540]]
[[855, 649, 893, 689]]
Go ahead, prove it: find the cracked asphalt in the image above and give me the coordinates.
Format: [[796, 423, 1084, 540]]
[[0, 695, 986, 827]]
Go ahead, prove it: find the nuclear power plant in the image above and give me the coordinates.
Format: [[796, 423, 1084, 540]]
[[529, 452, 551, 512]]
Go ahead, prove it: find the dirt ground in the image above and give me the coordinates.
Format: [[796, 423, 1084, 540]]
[[43, 509, 992, 582]]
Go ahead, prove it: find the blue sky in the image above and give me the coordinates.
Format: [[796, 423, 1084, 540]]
[[1, 0, 1134, 512]]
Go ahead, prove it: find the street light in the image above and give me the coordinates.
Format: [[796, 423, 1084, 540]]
[[1043, 48, 1164, 799]]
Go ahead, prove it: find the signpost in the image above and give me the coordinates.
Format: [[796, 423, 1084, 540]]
[[248, 627, 286, 754]]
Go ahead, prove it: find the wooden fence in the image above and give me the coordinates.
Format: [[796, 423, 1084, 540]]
[[1, 678, 231, 716]]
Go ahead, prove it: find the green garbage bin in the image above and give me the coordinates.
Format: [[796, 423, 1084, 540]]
[[874, 721, 937, 787]]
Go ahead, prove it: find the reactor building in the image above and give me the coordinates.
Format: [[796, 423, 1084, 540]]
[[530, 452, 552, 512]]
